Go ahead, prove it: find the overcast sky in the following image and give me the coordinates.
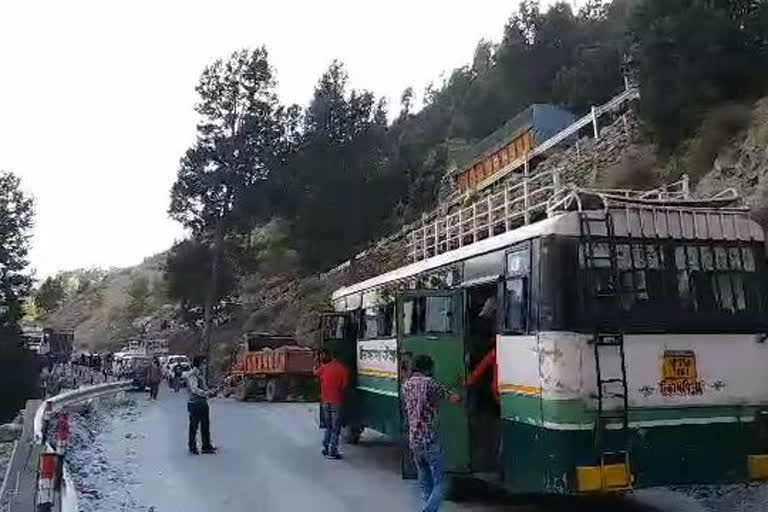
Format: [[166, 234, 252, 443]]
[[0, 0, 578, 279]]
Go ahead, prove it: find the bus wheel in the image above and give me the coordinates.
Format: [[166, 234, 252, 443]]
[[445, 476, 472, 502], [344, 425, 363, 445], [265, 378, 282, 402]]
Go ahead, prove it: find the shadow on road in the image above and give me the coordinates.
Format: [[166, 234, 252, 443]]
[[453, 491, 661, 512], [442, 477, 662, 512], [354, 432, 660, 512]]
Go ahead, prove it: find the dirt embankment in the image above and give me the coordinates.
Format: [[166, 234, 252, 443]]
[[694, 98, 768, 218]]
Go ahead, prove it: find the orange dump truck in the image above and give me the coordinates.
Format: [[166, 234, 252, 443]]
[[226, 332, 317, 402]]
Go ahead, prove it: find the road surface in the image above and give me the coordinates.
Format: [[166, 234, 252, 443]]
[[69, 387, 737, 512], [85, 389, 529, 511]]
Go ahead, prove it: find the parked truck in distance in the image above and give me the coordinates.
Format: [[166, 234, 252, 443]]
[[224, 332, 317, 402], [40, 327, 74, 363]]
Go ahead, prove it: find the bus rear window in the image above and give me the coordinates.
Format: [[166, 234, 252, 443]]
[[576, 240, 766, 332]]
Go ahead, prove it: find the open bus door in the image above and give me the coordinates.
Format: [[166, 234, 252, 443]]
[[397, 289, 470, 478], [319, 312, 363, 443], [320, 312, 357, 368]]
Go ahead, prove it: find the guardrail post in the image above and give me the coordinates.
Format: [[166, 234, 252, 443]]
[[523, 158, 531, 225], [40, 402, 52, 445], [55, 413, 69, 455], [592, 106, 599, 139], [682, 174, 690, 199], [36, 449, 57, 512], [504, 187, 510, 230]]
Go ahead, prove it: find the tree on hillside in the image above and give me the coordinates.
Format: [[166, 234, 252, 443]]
[[278, 61, 397, 271], [169, 48, 290, 352], [36, 276, 65, 313], [164, 239, 236, 329], [0, 171, 38, 421], [126, 276, 151, 319], [630, 0, 768, 147]]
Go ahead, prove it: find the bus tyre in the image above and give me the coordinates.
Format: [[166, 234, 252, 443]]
[[445, 476, 471, 502], [344, 425, 363, 445], [265, 378, 283, 402]]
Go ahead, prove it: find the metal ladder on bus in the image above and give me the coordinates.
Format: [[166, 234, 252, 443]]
[[579, 210, 631, 487]]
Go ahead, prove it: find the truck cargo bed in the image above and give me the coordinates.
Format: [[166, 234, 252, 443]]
[[233, 348, 315, 375]]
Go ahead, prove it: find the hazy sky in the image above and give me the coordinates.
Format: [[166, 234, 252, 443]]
[[0, 0, 578, 279]]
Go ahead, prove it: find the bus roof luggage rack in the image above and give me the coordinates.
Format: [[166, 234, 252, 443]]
[[406, 172, 758, 263], [560, 184, 742, 212]]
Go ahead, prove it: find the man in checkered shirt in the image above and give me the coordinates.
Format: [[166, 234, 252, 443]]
[[401, 355, 461, 512]]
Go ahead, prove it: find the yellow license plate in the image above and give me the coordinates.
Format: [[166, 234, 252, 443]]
[[660, 350, 702, 396], [663, 350, 697, 380]]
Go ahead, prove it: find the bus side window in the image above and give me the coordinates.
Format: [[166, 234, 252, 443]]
[[403, 297, 426, 334], [377, 302, 396, 337], [504, 277, 527, 333], [504, 246, 530, 334], [425, 296, 453, 333]]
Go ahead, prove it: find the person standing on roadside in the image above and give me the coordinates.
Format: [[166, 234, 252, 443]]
[[186, 355, 217, 455], [314, 348, 349, 459], [147, 358, 162, 400], [401, 355, 461, 512]]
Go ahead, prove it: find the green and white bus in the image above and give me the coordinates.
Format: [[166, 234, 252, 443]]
[[322, 184, 768, 494]]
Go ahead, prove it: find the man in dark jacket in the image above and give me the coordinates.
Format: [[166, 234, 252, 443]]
[[186, 355, 216, 455], [147, 358, 162, 400]]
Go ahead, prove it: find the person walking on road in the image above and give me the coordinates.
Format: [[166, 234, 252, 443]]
[[401, 355, 461, 512], [314, 349, 349, 460], [172, 363, 184, 392], [147, 358, 162, 400], [186, 355, 217, 455]]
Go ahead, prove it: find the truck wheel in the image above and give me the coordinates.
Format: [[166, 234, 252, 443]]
[[235, 381, 249, 402], [265, 379, 282, 402]]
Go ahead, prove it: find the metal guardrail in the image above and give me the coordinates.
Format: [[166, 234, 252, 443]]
[[470, 87, 639, 196], [403, 87, 641, 262], [28, 380, 133, 511], [534, 87, 639, 158], [33, 380, 133, 444]]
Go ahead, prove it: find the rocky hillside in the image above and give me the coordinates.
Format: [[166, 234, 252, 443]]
[[41, 253, 173, 351], [695, 98, 768, 217]]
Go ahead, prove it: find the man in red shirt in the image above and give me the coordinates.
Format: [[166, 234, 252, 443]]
[[465, 296, 499, 401], [315, 349, 349, 459], [465, 348, 498, 401]]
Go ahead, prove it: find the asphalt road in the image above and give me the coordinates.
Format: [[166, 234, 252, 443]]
[[94, 388, 523, 512], [80, 387, 714, 512]]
